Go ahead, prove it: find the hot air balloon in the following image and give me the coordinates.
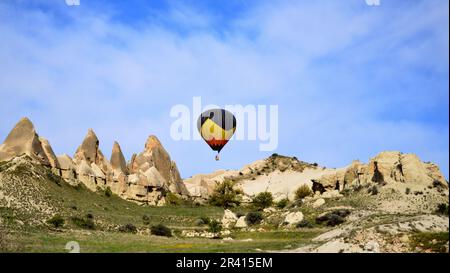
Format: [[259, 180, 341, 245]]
[[197, 109, 236, 160]]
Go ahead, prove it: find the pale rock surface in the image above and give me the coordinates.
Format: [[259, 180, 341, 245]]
[[283, 211, 303, 226], [235, 216, 248, 228], [0, 118, 51, 166], [110, 141, 128, 174], [222, 209, 238, 228], [183, 151, 448, 204], [129, 135, 189, 197], [312, 198, 325, 208]]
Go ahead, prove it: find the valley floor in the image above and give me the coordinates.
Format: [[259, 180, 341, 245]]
[[3, 229, 322, 253]]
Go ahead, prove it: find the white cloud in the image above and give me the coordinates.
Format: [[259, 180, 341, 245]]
[[0, 0, 448, 178]]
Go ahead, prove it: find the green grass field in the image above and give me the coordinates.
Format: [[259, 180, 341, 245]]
[[7, 229, 322, 253]]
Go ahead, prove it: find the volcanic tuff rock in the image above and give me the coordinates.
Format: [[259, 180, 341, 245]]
[[0, 118, 189, 206], [110, 141, 128, 174], [129, 135, 189, 197], [0, 118, 52, 166], [184, 153, 448, 213]]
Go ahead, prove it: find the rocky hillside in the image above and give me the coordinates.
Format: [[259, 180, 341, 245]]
[[184, 152, 448, 213], [0, 117, 448, 253], [0, 118, 188, 206]]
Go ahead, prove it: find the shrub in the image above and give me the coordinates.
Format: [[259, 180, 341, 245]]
[[105, 186, 112, 197], [275, 198, 289, 209], [47, 215, 64, 228], [295, 185, 313, 200], [252, 192, 273, 210], [235, 211, 246, 218], [86, 213, 94, 219], [245, 211, 263, 226], [195, 217, 210, 226], [405, 188, 411, 195], [151, 224, 172, 237], [296, 220, 313, 228], [142, 215, 150, 225], [316, 209, 350, 227], [119, 223, 137, 233], [367, 185, 378, 195], [71, 216, 95, 230], [436, 203, 449, 215], [326, 214, 344, 226], [332, 209, 351, 218], [208, 220, 223, 235], [208, 179, 242, 208], [165, 192, 182, 206]]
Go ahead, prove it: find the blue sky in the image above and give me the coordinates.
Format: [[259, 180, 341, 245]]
[[0, 0, 448, 179]]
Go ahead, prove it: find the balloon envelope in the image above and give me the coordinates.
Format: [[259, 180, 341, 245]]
[[197, 109, 236, 153]]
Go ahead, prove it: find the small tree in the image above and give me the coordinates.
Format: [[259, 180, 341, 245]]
[[295, 185, 312, 200], [208, 179, 242, 208], [252, 192, 273, 210]]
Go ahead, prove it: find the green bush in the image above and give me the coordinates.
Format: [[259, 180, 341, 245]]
[[208, 220, 223, 235], [47, 215, 64, 228], [275, 198, 289, 209], [208, 179, 242, 208], [71, 216, 95, 230], [252, 192, 273, 210], [296, 219, 313, 228], [151, 224, 172, 237], [315, 209, 350, 227], [295, 185, 313, 200], [245, 211, 263, 226], [119, 223, 137, 233], [105, 186, 112, 197], [165, 192, 182, 206]]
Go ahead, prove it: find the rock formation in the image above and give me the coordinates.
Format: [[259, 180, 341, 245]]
[[0, 118, 51, 166], [184, 152, 448, 204], [56, 154, 77, 184], [72, 129, 112, 191], [0, 118, 190, 206], [129, 135, 189, 197], [110, 141, 128, 174], [313, 151, 449, 193]]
